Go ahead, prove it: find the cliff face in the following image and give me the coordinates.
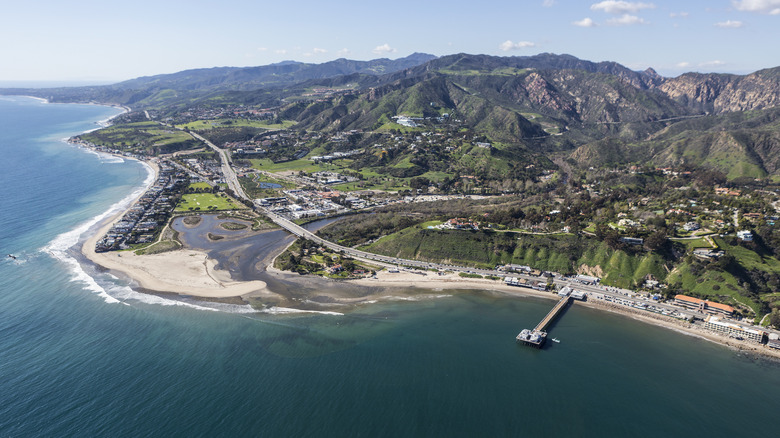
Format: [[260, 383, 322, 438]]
[[655, 68, 780, 113]]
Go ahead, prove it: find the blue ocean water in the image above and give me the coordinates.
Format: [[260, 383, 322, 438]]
[[1, 96, 780, 437]]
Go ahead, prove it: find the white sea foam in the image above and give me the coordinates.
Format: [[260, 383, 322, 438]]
[[42, 161, 155, 304], [383, 294, 452, 302], [96, 153, 125, 164], [75, 146, 125, 163], [262, 306, 344, 316]]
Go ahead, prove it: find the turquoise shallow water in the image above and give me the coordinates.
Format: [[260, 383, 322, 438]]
[[1, 96, 779, 437]]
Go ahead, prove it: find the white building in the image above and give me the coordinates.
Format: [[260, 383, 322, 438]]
[[737, 230, 754, 241], [703, 316, 765, 343]]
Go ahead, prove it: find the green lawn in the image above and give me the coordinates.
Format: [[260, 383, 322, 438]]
[[667, 263, 759, 315], [715, 236, 780, 272], [79, 121, 198, 153], [176, 119, 297, 131], [672, 237, 717, 250], [250, 158, 323, 173], [175, 193, 246, 212]]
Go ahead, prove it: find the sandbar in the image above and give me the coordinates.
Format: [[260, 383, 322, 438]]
[[81, 159, 272, 299], [77, 165, 780, 359]]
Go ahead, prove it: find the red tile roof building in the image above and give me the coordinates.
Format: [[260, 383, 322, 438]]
[[674, 294, 734, 316]]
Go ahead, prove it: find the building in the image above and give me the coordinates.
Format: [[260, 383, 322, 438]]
[[692, 248, 725, 260], [737, 230, 753, 242], [674, 295, 734, 317], [575, 274, 600, 285], [703, 316, 765, 343], [570, 290, 587, 300], [683, 222, 700, 232], [620, 237, 644, 246]]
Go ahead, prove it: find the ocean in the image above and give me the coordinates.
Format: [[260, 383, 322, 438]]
[[1, 95, 779, 437]]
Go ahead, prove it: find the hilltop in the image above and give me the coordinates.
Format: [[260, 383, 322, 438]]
[[24, 52, 780, 326], [7, 52, 780, 180]]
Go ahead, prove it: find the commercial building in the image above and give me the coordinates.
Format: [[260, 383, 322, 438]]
[[674, 295, 734, 317], [703, 316, 765, 343]]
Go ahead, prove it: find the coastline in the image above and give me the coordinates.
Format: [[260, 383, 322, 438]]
[[50, 97, 778, 360], [79, 160, 273, 299], [312, 269, 780, 360], [80, 203, 780, 359]]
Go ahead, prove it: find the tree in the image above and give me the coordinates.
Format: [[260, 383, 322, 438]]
[[644, 230, 668, 252], [770, 311, 780, 329]]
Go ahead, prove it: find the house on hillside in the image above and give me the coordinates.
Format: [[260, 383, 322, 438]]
[[737, 230, 753, 242]]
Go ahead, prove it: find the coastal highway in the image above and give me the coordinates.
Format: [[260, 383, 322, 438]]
[[183, 121, 755, 330], [193, 131, 704, 320], [258, 205, 698, 315], [189, 131, 249, 200]]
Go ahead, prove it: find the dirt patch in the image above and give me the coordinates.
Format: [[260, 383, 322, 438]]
[[578, 264, 604, 278]]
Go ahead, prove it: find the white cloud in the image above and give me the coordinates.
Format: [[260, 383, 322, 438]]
[[591, 1, 655, 14], [542, 0, 556, 6], [715, 20, 744, 28], [275, 49, 287, 55], [372, 43, 397, 55], [669, 11, 689, 18], [572, 17, 598, 27], [606, 14, 646, 25], [337, 48, 350, 56], [313, 47, 327, 54], [676, 61, 691, 68], [733, 0, 780, 14], [699, 60, 727, 68], [499, 40, 536, 51], [257, 47, 268, 52]]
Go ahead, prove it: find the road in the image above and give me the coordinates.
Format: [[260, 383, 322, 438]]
[[258, 205, 699, 314], [188, 130, 714, 322], [188, 131, 248, 200]]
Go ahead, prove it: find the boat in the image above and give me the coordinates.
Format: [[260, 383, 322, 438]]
[[551, 338, 560, 343]]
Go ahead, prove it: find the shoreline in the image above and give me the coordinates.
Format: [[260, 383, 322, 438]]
[[50, 97, 779, 360], [79, 161, 275, 299], [310, 270, 780, 360], [78, 204, 780, 360]]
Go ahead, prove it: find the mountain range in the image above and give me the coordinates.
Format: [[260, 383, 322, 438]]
[[3, 52, 780, 179]]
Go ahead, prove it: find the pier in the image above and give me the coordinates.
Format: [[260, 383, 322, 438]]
[[516, 295, 572, 348]]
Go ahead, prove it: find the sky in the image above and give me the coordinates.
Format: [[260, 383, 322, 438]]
[[1, 0, 778, 83]]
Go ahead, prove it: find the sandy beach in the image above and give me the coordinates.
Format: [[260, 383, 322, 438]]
[[77, 175, 780, 360], [347, 270, 780, 360], [80, 159, 273, 299]]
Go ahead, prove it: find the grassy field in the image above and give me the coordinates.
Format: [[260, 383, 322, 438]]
[[672, 237, 717, 251], [175, 193, 245, 211], [176, 119, 297, 131], [667, 263, 757, 314], [239, 174, 295, 198], [363, 226, 671, 288], [79, 121, 198, 154], [250, 158, 323, 173], [714, 236, 780, 272]]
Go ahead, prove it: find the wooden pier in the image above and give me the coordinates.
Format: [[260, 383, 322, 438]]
[[535, 296, 572, 332], [516, 295, 572, 348]]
